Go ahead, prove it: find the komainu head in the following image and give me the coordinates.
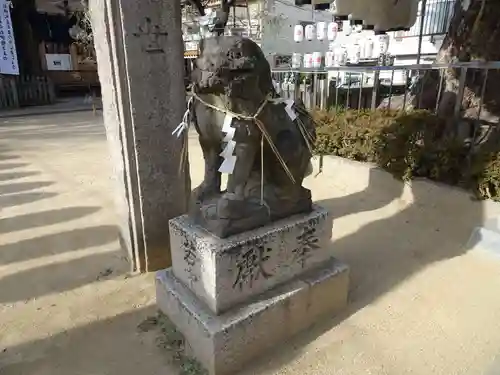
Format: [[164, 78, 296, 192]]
[[192, 36, 275, 99]]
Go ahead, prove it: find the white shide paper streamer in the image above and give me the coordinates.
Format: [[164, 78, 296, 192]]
[[219, 114, 237, 174]]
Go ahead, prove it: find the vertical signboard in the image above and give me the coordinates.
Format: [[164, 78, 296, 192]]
[[0, 0, 19, 75]]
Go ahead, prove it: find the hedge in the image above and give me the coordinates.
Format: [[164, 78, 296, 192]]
[[312, 108, 500, 201]]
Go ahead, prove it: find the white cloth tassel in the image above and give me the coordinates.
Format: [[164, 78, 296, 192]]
[[172, 121, 187, 138], [172, 96, 194, 138], [219, 114, 237, 174]]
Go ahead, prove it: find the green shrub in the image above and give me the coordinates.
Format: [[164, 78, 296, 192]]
[[469, 146, 500, 200], [312, 108, 500, 201]]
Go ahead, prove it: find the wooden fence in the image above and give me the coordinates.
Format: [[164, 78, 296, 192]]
[[0, 74, 56, 110]]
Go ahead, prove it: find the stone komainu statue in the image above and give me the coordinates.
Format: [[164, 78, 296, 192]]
[[189, 36, 316, 238]]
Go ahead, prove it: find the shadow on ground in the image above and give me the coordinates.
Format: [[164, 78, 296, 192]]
[[0, 155, 21, 162], [0, 144, 124, 303], [0, 162, 29, 171], [0, 113, 105, 141], [0, 171, 41, 182], [241, 166, 486, 374], [0, 306, 176, 375], [0, 192, 59, 209], [0, 135, 168, 374], [0, 207, 102, 234], [0, 181, 54, 195], [2, 161, 488, 375], [0, 250, 125, 303], [0, 226, 119, 265], [325, 168, 483, 306], [0, 118, 491, 375]]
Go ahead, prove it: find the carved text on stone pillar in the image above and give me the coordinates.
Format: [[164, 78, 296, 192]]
[[232, 243, 273, 291], [133, 17, 168, 53]]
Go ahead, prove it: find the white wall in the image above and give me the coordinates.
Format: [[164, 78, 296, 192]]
[[182, 0, 448, 64], [260, 0, 334, 57], [389, 35, 444, 61], [260, 0, 450, 64]]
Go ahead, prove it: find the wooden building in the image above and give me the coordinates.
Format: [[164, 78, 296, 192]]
[[10, 0, 98, 96]]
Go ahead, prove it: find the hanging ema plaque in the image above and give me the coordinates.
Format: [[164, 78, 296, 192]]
[[0, 0, 18, 75]]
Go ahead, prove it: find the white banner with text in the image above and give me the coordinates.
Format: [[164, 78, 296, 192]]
[[0, 0, 19, 75]]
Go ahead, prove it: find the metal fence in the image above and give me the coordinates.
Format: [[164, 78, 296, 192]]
[[404, 0, 456, 38], [271, 62, 500, 122]]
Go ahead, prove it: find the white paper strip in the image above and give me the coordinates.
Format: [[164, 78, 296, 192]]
[[219, 113, 237, 174], [222, 114, 234, 132], [220, 140, 236, 159], [284, 99, 297, 121], [222, 127, 235, 142], [218, 155, 237, 174]]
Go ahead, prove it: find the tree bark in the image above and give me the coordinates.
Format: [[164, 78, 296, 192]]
[[381, 0, 500, 144], [433, 0, 500, 119]]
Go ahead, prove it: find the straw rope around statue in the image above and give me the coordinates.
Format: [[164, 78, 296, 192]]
[[172, 88, 318, 195]]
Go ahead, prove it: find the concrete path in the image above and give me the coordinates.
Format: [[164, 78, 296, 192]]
[[1, 112, 500, 375], [0, 97, 102, 119]]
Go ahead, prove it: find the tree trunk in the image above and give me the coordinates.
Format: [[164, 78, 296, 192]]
[[433, 0, 500, 122], [381, 0, 500, 144]]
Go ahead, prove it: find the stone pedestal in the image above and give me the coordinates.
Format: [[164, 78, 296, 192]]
[[156, 205, 349, 374]]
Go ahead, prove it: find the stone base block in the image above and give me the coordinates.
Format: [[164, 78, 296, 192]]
[[468, 227, 500, 258], [156, 258, 349, 375], [170, 205, 333, 314]]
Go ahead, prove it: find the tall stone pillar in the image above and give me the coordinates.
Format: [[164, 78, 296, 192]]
[[89, 0, 190, 272]]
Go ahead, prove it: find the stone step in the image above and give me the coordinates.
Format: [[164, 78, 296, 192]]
[[156, 257, 349, 375], [169, 205, 333, 314]]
